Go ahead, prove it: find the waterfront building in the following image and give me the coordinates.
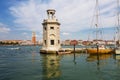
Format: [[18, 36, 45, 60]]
[[82, 41, 91, 45], [20, 40, 33, 45], [40, 9, 61, 53], [105, 40, 115, 45], [0, 40, 22, 45], [61, 40, 71, 46], [78, 40, 83, 45], [92, 40, 105, 45], [38, 40, 43, 45]]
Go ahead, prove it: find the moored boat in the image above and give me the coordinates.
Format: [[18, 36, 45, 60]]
[[87, 48, 113, 54], [115, 0, 120, 55], [87, 44, 113, 54], [87, 0, 114, 54], [57, 50, 71, 55], [115, 47, 120, 54]]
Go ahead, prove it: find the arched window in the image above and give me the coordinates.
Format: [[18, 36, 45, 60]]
[[50, 34, 55, 39]]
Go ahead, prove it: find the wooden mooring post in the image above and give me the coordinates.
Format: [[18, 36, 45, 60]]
[[70, 40, 78, 63]]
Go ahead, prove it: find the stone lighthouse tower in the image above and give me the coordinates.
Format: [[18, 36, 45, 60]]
[[40, 9, 61, 54]]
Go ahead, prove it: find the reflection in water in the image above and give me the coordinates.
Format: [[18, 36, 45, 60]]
[[114, 55, 120, 67], [114, 54, 120, 60], [1, 46, 120, 80], [41, 54, 61, 80], [86, 54, 112, 70], [31, 46, 37, 63], [86, 54, 112, 62], [73, 52, 76, 64], [32, 51, 36, 63]]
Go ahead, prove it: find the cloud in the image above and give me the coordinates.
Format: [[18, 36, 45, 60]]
[[0, 23, 11, 33], [8, 0, 117, 40], [22, 32, 28, 35], [61, 32, 70, 36], [9, 0, 42, 31]]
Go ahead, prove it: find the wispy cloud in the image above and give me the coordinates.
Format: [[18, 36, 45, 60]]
[[61, 32, 70, 36], [9, 0, 116, 31], [0, 23, 11, 33], [22, 32, 28, 35], [9, 0, 42, 31], [8, 0, 117, 40]]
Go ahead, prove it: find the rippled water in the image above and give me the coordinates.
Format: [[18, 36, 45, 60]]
[[0, 46, 120, 80]]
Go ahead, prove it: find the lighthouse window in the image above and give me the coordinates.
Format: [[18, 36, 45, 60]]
[[50, 27, 54, 29], [44, 27, 46, 30], [44, 40, 46, 45], [51, 40, 54, 45], [58, 40, 60, 44]]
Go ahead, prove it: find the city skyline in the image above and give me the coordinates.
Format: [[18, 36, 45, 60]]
[[0, 0, 117, 40]]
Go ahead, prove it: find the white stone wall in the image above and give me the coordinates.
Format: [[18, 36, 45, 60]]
[[42, 9, 61, 51]]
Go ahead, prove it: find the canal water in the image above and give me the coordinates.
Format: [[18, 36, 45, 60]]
[[0, 46, 120, 80]]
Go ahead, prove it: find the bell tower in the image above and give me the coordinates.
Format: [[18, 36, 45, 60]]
[[40, 9, 61, 53], [32, 31, 36, 45]]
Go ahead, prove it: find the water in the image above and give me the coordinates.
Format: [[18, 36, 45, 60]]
[[0, 45, 120, 80]]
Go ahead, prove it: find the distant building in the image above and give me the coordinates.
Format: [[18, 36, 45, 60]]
[[20, 40, 33, 45], [105, 40, 115, 45], [0, 40, 22, 45], [61, 40, 71, 45], [38, 40, 43, 45], [92, 39, 105, 45], [82, 41, 91, 45], [78, 40, 83, 45]]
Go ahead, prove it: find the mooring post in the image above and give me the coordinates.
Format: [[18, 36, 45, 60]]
[[70, 40, 78, 64], [74, 44, 76, 61], [96, 43, 100, 70], [96, 43, 99, 61]]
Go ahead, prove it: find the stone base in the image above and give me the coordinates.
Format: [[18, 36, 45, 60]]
[[40, 49, 58, 54], [40, 48, 86, 54]]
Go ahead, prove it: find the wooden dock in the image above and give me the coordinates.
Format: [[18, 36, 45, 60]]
[[40, 48, 87, 54], [58, 48, 86, 54]]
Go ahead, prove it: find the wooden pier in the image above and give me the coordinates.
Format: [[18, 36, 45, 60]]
[[56, 48, 86, 55], [40, 48, 86, 54]]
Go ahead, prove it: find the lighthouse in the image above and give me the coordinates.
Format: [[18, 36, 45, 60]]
[[40, 9, 61, 54]]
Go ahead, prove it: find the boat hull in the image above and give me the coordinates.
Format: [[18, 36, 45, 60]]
[[87, 48, 113, 54], [115, 49, 120, 55], [57, 51, 71, 55]]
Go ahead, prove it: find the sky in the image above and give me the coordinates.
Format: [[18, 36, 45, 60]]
[[0, 0, 118, 41]]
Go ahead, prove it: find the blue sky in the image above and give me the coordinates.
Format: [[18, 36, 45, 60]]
[[0, 0, 118, 41]]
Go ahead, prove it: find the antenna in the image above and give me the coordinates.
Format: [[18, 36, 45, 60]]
[[117, 0, 120, 45], [95, 0, 99, 41]]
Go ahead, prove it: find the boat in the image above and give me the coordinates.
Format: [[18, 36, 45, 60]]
[[115, 0, 120, 55], [87, 0, 113, 54], [57, 50, 71, 55], [8, 47, 20, 50], [115, 46, 120, 55], [87, 45, 113, 54]]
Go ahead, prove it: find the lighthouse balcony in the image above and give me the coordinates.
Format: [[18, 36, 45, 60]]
[[43, 19, 59, 22]]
